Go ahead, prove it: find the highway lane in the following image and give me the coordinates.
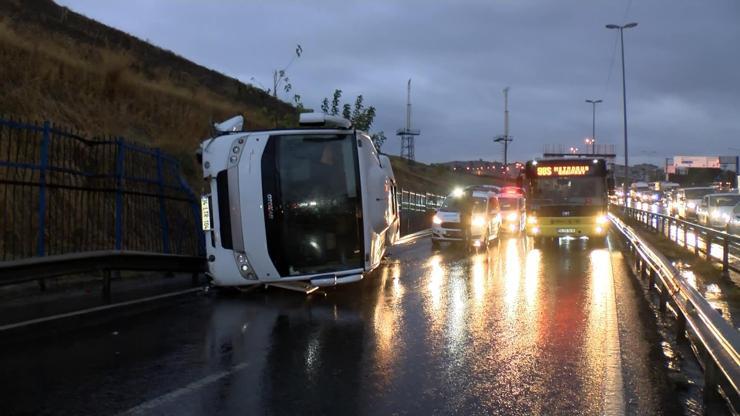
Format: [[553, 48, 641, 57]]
[[0, 235, 682, 415]]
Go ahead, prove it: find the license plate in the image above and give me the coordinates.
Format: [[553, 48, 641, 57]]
[[557, 228, 576, 233], [201, 196, 212, 231]]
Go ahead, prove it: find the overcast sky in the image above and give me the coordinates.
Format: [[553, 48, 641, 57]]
[[57, 0, 740, 166]]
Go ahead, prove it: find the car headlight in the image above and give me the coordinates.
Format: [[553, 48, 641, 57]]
[[527, 215, 538, 225], [596, 214, 608, 225], [472, 215, 486, 227], [432, 215, 442, 225], [506, 212, 518, 222]]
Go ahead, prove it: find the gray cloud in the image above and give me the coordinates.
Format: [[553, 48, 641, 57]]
[[56, 0, 740, 165]]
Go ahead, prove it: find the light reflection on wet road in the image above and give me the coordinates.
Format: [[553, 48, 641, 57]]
[[1, 236, 670, 415]]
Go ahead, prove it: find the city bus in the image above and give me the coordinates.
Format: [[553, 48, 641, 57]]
[[198, 113, 399, 290], [523, 158, 611, 244]]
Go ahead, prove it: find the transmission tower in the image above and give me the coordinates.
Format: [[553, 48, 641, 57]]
[[397, 79, 420, 161]]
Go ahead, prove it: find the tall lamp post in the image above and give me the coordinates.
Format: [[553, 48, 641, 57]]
[[606, 22, 637, 198], [494, 87, 512, 178], [585, 99, 602, 154]]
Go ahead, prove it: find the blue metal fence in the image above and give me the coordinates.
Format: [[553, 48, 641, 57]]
[[0, 117, 204, 261]]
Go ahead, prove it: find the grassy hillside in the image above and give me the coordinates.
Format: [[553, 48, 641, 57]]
[[0, 0, 296, 180], [0, 0, 504, 192], [389, 156, 513, 195]]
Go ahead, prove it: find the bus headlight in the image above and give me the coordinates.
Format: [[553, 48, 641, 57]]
[[596, 214, 608, 225], [506, 212, 518, 222], [527, 216, 538, 225], [472, 215, 486, 227], [432, 215, 442, 225], [234, 252, 256, 280]]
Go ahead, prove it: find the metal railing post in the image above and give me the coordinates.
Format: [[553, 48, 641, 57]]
[[37, 121, 50, 257], [155, 149, 171, 254]]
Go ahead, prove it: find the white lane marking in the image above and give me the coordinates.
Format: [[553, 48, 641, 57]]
[[0, 287, 202, 332], [118, 362, 249, 416], [604, 237, 626, 415]]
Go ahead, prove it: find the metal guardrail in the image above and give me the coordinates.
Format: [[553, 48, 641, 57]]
[[0, 250, 205, 301], [621, 206, 740, 276], [397, 189, 444, 235], [610, 214, 740, 411]]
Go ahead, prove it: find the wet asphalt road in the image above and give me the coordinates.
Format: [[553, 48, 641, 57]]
[[0, 235, 680, 415]]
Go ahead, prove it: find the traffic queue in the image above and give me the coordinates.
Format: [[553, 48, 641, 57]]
[[616, 181, 740, 235], [431, 186, 525, 252]]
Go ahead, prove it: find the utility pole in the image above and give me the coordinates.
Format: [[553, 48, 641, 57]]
[[494, 87, 513, 177]]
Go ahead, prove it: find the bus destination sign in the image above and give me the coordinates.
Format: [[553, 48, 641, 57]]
[[536, 165, 590, 177]]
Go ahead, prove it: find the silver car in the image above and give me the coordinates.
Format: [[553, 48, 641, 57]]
[[697, 193, 740, 229]]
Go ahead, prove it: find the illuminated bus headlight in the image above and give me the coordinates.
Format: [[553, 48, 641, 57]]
[[432, 215, 442, 225], [595, 214, 608, 225], [506, 212, 518, 222], [527, 216, 538, 225], [472, 215, 486, 227]]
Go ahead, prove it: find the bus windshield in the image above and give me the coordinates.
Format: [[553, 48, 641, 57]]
[[499, 197, 519, 210], [262, 133, 363, 276], [531, 177, 605, 206]]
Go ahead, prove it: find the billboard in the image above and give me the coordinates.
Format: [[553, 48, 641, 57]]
[[673, 156, 720, 168]]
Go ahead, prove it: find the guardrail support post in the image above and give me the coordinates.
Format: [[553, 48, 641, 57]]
[[647, 269, 655, 290], [102, 269, 111, 302], [703, 361, 720, 404], [658, 284, 667, 313], [722, 239, 730, 278], [705, 235, 712, 260], [675, 313, 686, 342], [114, 138, 124, 250]]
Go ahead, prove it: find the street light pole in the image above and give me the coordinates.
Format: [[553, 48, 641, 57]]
[[494, 87, 513, 178], [606, 22, 637, 198], [585, 99, 602, 154]]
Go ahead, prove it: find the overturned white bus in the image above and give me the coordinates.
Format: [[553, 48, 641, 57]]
[[198, 114, 399, 288]]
